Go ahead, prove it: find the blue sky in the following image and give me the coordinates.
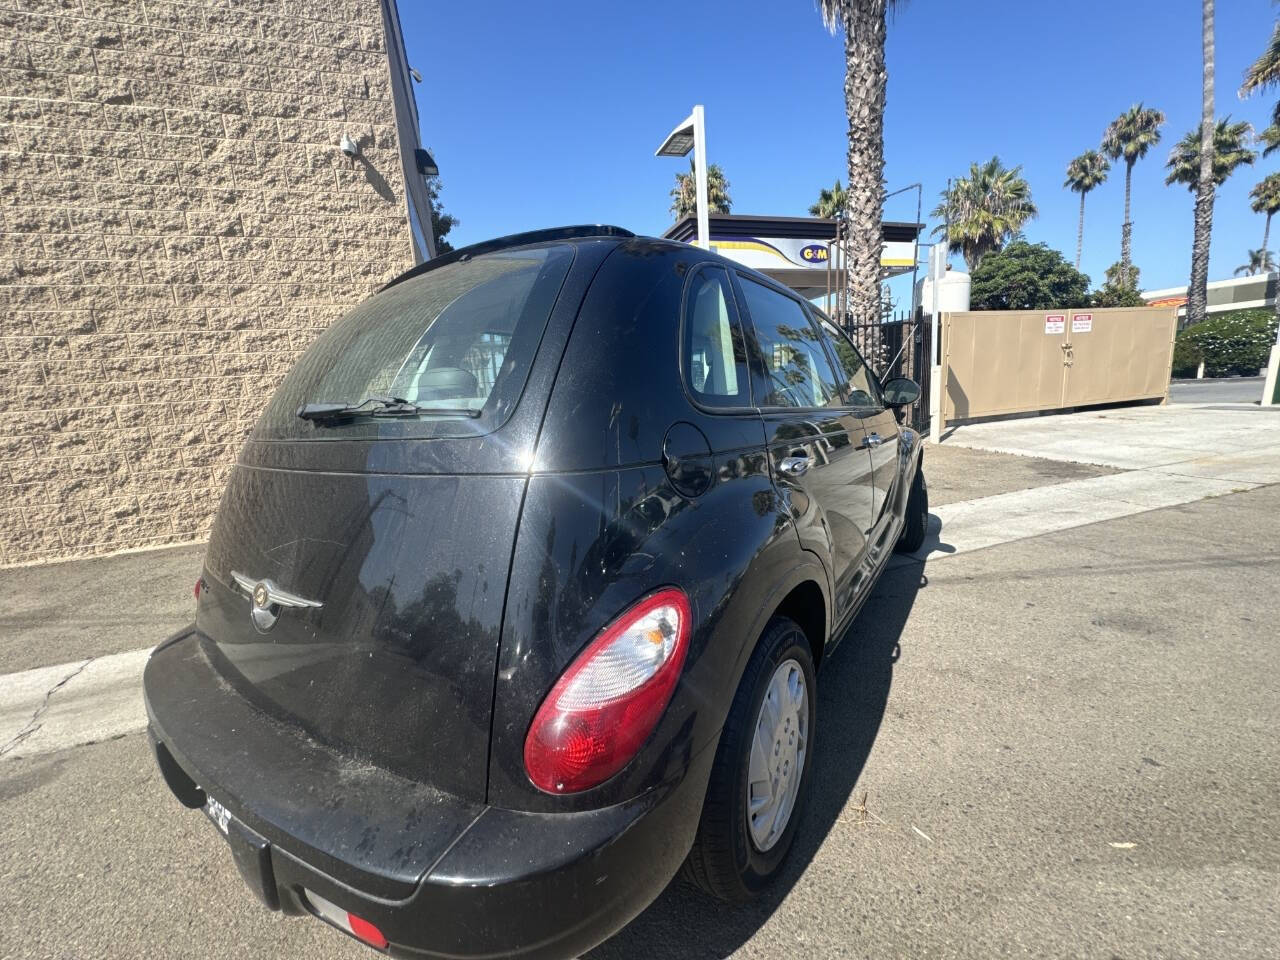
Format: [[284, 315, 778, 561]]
[[401, 0, 1277, 299]]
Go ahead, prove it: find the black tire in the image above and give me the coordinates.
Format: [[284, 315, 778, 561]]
[[895, 464, 928, 554], [682, 616, 817, 901]]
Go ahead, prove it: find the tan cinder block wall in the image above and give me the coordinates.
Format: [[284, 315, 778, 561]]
[[0, 0, 416, 567]]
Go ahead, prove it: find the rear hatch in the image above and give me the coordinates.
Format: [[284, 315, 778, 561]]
[[192, 242, 578, 804]]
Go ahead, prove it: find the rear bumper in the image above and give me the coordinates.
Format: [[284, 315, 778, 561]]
[[144, 630, 714, 959]]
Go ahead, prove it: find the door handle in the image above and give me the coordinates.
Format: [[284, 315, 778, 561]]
[[778, 455, 811, 478], [858, 433, 885, 449]]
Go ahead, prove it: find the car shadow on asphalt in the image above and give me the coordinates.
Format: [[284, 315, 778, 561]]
[[586, 549, 929, 959]]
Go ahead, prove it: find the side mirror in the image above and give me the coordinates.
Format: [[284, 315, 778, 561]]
[[882, 377, 921, 408]]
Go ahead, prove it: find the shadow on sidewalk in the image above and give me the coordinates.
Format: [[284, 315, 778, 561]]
[[586, 556, 928, 960]]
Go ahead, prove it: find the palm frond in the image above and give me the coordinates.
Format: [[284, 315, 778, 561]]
[[1064, 150, 1110, 192], [1164, 118, 1257, 189], [1102, 103, 1166, 165], [816, 0, 904, 34], [669, 160, 732, 219], [1261, 123, 1280, 158], [808, 179, 847, 218], [1251, 172, 1280, 215], [1234, 248, 1275, 276], [1241, 20, 1280, 95], [932, 156, 1037, 270]]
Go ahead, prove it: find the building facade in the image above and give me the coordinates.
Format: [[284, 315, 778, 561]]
[[1143, 273, 1278, 327], [0, 0, 432, 566]]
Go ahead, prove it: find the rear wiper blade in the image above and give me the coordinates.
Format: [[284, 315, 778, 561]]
[[297, 396, 480, 423], [298, 395, 407, 421]]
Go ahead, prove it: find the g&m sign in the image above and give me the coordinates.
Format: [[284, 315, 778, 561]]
[[706, 236, 898, 272]]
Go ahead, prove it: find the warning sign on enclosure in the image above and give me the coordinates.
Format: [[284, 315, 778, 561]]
[[1072, 314, 1093, 333], [1044, 314, 1066, 335]]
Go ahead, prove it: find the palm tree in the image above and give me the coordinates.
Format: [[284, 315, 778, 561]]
[[1164, 119, 1256, 188], [817, 0, 906, 324], [1250, 172, 1280, 259], [1102, 103, 1166, 288], [1235, 249, 1275, 276], [1189, 0, 1217, 328], [930, 157, 1037, 273], [1166, 129, 1256, 327], [1063, 150, 1110, 269], [669, 160, 731, 220], [809, 180, 848, 218]]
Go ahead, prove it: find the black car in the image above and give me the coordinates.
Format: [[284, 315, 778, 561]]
[[144, 225, 927, 959]]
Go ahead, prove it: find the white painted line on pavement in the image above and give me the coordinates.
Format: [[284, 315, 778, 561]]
[[898, 470, 1257, 565], [0, 647, 150, 761], [0, 464, 1269, 762]]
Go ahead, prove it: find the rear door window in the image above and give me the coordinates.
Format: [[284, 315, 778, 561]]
[[682, 266, 751, 408], [735, 275, 843, 409], [255, 244, 574, 440]]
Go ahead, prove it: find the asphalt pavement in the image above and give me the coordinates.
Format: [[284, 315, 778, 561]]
[[1168, 376, 1264, 405], [2, 412, 1278, 960], [0, 544, 205, 674]]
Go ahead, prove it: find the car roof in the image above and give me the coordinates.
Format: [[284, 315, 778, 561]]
[[380, 225, 636, 291], [380, 224, 799, 304]]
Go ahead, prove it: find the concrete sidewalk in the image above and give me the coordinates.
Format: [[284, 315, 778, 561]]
[[942, 402, 1280, 478]]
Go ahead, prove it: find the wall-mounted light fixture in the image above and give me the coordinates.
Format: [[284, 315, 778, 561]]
[[414, 148, 438, 177]]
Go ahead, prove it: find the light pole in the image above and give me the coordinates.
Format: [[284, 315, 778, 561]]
[[655, 105, 709, 249]]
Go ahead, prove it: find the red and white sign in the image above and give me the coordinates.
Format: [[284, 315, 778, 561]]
[[1072, 314, 1093, 333], [1044, 314, 1066, 335]]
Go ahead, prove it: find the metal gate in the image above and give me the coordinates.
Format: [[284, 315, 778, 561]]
[[940, 307, 1177, 423], [846, 312, 932, 433], [823, 219, 932, 433]]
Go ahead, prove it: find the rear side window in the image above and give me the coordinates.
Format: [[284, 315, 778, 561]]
[[817, 317, 882, 408], [683, 266, 750, 408], [254, 244, 574, 440], [736, 276, 842, 409]]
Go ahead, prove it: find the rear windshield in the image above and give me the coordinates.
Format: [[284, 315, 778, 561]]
[[253, 244, 574, 440]]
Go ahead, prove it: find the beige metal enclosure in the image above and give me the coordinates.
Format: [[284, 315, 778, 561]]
[[939, 307, 1178, 424]]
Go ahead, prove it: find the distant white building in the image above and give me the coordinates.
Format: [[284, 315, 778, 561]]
[[1143, 273, 1276, 325]]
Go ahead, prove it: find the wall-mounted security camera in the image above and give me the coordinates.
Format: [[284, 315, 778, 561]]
[[339, 133, 359, 159]]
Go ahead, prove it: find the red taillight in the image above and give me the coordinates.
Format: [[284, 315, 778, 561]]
[[524, 587, 691, 794], [193, 577, 204, 600]]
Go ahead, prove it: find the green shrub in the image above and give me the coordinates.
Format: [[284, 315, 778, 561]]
[[1176, 309, 1279, 377], [1171, 337, 1204, 378], [969, 241, 1090, 310]]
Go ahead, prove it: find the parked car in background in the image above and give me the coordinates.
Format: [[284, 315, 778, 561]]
[[143, 225, 927, 958]]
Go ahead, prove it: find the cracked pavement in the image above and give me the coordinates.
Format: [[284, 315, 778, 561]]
[[0, 657, 94, 759], [0, 650, 147, 760]]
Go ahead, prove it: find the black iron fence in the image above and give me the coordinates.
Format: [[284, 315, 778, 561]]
[[845, 310, 932, 434], [823, 218, 933, 434]]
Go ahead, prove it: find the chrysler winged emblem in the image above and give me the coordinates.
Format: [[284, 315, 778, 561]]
[[230, 571, 323, 634]]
